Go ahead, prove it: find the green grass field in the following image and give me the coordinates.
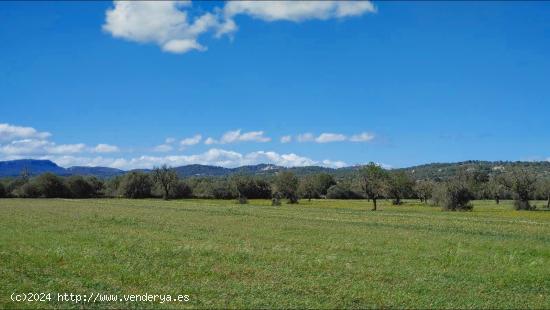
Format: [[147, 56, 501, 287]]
[[1, 198, 549, 309]]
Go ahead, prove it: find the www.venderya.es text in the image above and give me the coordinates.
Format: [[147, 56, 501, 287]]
[[10, 292, 190, 304]]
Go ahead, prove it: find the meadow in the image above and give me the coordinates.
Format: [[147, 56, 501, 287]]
[[0, 198, 549, 309]]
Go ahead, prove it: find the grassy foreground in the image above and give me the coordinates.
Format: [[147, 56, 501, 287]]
[[0, 199, 549, 309]]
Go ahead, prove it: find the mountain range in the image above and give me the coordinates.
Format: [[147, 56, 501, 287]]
[[1, 159, 550, 180]]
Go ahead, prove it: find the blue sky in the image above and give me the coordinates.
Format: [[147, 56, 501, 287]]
[[1, 1, 549, 169]]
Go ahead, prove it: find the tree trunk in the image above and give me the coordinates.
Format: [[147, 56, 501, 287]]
[[547, 195, 549, 209], [372, 198, 377, 211], [163, 186, 169, 200], [496, 195, 499, 205]]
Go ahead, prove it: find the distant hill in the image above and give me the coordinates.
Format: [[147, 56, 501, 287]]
[[0, 160, 124, 178], [65, 166, 125, 178], [1, 159, 550, 180], [396, 160, 550, 180], [0, 159, 66, 177]]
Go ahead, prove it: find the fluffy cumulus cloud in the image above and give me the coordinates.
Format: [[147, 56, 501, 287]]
[[154, 135, 202, 152], [223, 1, 375, 22], [205, 129, 271, 144], [103, 1, 220, 53], [39, 148, 345, 170], [180, 134, 202, 147], [103, 1, 375, 54], [0, 123, 51, 142], [0, 123, 118, 158], [0, 124, 355, 170], [294, 132, 375, 143]]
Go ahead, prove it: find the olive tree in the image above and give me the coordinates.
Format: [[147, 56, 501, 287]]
[[315, 173, 337, 196], [152, 165, 179, 200], [274, 171, 299, 204], [358, 162, 389, 211], [501, 169, 537, 210], [487, 175, 505, 204], [388, 171, 414, 205], [536, 178, 550, 209], [299, 176, 319, 201], [414, 180, 434, 204], [119, 172, 153, 199], [432, 178, 474, 211], [66, 175, 95, 198], [35, 173, 68, 198]]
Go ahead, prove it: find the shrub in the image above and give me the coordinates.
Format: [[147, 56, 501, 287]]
[[66, 176, 96, 198], [237, 196, 248, 204], [432, 179, 474, 211], [35, 173, 68, 198], [316, 173, 337, 196], [172, 181, 193, 199], [326, 183, 362, 199], [0, 182, 5, 198], [232, 176, 272, 199], [20, 182, 41, 198], [119, 172, 153, 199], [210, 179, 237, 199], [271, 192, 282, 206], [104, 176, 122, 198]]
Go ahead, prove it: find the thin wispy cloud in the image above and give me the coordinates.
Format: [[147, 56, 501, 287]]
[[280, 135, 292, 143], [92, 144, 120, 153], [294, 132, 375, 143], [205, 129, 271, 144], [315, 133, 347, 143]]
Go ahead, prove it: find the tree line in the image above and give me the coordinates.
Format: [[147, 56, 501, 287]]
[[1, 163, 549, 211]]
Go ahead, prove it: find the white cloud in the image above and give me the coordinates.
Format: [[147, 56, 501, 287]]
[[223, 1, 375, 23], [103, 1, 375, 54], [280, 135, 292, 143], [28, 148, 348, 170], [153, 144, 174, 153], [46, 143, 87, 154], [180, 134, 202, 146], [103, 1, 220, 54], [0, 123, 51, 142], [92, 143, 120, 153], [297, 133, 315, 142], [297, 132, 375, 143], [153, 138, 176, 152], [322, 159, 347, 168], [0, 139, 86, 156], [349, 132, 375, 142], [204, 137, 217, 145], [206, 129, 271, 144], [315, 133, 347, 143]]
